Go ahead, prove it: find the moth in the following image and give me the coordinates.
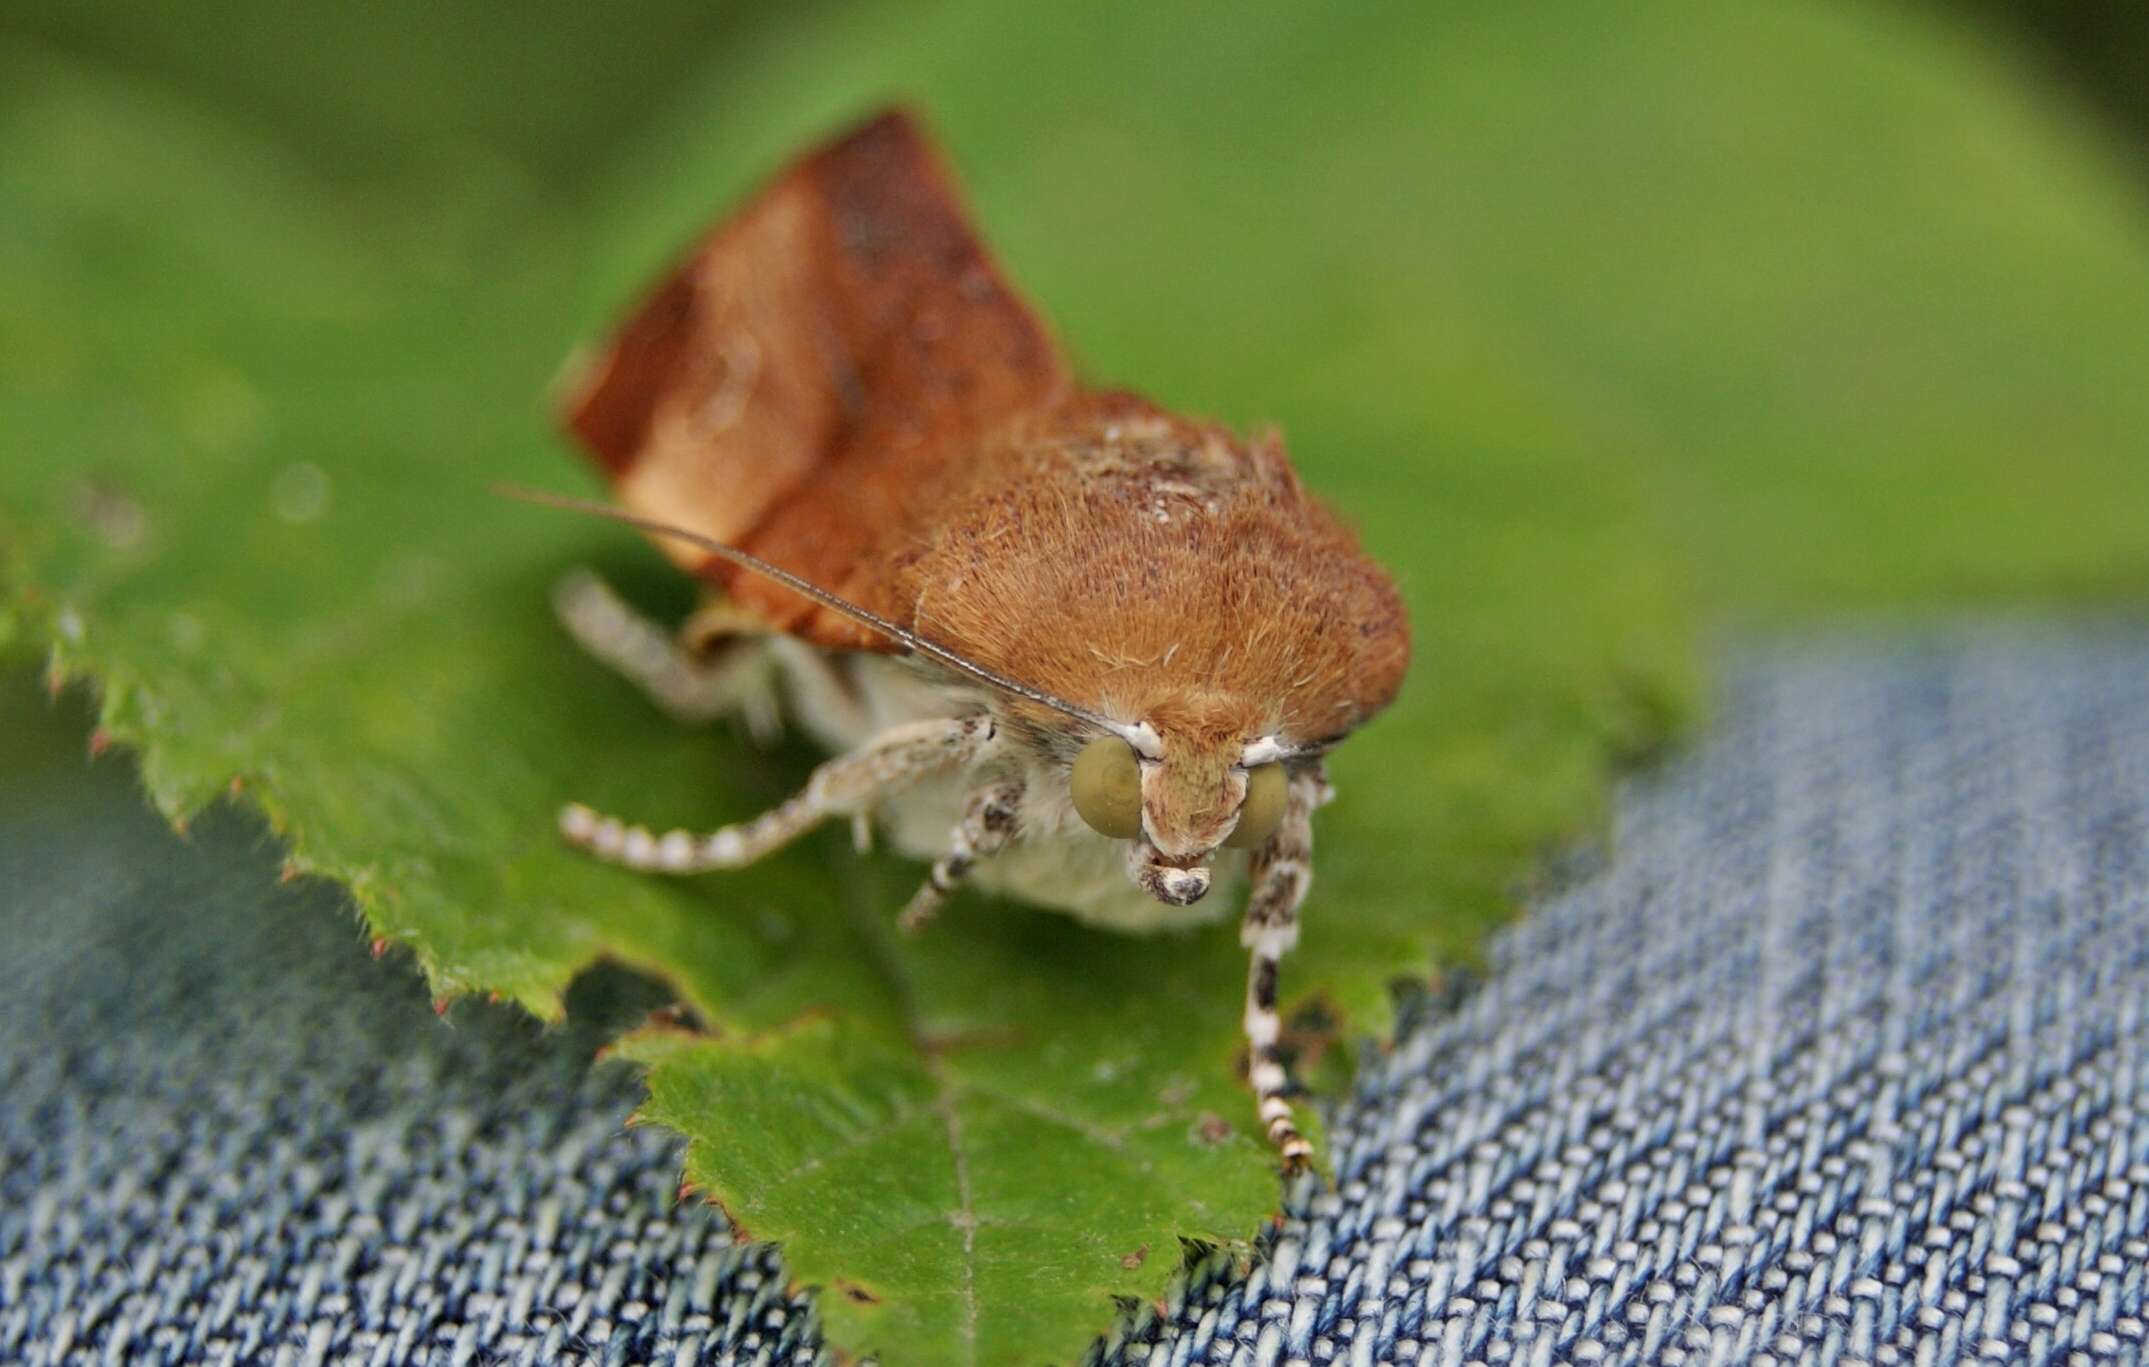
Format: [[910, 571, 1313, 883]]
[[531, 109, 1408, 1169]]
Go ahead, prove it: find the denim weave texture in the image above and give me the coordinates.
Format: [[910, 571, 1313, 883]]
[[3, 626, 2146, 1365]]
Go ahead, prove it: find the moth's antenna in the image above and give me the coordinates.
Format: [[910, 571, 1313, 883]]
[[496, 485, 1125, 734]]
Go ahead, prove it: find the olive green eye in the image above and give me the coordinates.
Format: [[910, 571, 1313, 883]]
[[1223, 762, 1288, 849], [1071, 736, 1144, 838]]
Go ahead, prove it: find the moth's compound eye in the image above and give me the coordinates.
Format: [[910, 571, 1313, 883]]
[[1071, 736, 1143, 839], [1223, 762, 1288, 849]]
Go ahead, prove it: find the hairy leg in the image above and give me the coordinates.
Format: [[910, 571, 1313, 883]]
[[553, 569, 780, 740], [1241, 764, 1333, 1171], [898, 778, 1027, 934], [560, 715, 997, 874], [764, 636, 878, 748]]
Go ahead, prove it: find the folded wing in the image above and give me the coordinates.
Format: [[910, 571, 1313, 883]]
[[558, 108, 1072, 650]]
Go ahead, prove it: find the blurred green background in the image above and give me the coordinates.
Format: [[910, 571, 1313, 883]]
[[6, 4, 2149, 1361]]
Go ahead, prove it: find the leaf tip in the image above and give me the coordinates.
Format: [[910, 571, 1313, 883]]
[[631, 1001, 710, 1042], [432, 994, 453, 1017], [86, 728, 112, 759], [834, 1279, 880, 1307]]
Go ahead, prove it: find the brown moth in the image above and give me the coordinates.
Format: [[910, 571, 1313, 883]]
[[532, 108, 1408, 1169]]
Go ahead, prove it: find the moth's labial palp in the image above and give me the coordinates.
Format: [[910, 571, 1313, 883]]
[[1126, 839, 1212, 906]]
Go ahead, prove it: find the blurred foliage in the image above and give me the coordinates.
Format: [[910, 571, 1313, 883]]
[[6, 2, 2149, 1362], [1967, 0, 2149, 176]]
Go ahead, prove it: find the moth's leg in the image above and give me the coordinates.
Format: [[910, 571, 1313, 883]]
[[1241, 764, 1334, 1172], [553, 569, 780, 740], [560, 715, 996, 874], [765, 637, 878, 747], [898, 778, 1026, 934]]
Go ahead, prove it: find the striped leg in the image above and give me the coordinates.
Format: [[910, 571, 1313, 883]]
[[554, 569, 780, 741], [1241, 764, 1333, 1172], [560, 715, 997, 874], [898, 779, 1026, 934]]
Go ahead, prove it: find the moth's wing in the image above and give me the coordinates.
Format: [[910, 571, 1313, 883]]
[[557, 108, 1073, 651]]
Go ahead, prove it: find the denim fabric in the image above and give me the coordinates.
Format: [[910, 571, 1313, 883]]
[[1100, 630, 2149, 1366], [0, 695, 800, 1363], [4, 628, 2147, 1365]]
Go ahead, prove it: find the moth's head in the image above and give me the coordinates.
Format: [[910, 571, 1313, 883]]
[[1065, 696, 1291, 906]]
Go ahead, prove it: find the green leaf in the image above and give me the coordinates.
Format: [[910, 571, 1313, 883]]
[[7, 4, 2149, 1362]]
